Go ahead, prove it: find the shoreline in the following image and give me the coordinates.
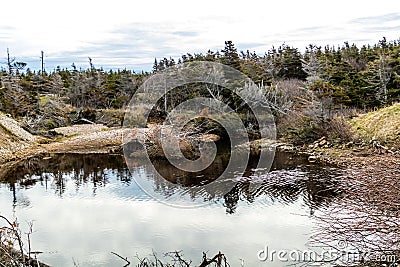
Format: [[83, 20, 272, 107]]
[[1, 115, 398, 182], [1, 126, 398, 172]]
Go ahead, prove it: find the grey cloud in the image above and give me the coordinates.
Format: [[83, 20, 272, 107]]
[[56, 21, 209, 70], [259, 27, 332, 48], [273, 17, 397, 47], [351, 13, 400, 24], [237, 42, 266, 50], [349, 13, 400, 36], [263, 25, 332, 42], [0, 25, 14, 40], [3, 16, 235, 71], [172, 31, 198, 37], [39, 23, 192, 71], [359, 24, 400, 33], [15, 12, 400, 72], [291, 25, 331, 35]]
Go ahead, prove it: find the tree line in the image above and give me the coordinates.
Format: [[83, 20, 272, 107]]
[[154, 38, 400, 108], [0, 37, 399, 119]]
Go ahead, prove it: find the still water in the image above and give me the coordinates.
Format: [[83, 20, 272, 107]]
[[0, 152, 342, 266]]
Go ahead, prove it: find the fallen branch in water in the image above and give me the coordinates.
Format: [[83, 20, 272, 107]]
[[111, 251, 130, 267], [133, 250, 230, 267], [164, 250, 192, 266], [199, 252, 229, 267]]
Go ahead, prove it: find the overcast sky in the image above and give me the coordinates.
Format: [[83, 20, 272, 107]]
[[1, 0, 400, 72]]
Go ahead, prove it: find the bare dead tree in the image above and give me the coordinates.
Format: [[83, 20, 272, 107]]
[[365, 53, 392, 105]]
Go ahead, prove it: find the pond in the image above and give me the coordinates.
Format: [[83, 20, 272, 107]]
[[0, 151, 343, 266]]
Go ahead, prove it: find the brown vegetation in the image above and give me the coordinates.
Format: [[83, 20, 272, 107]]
[[0, 215, 49, 267], [309, 152, 400, 266]]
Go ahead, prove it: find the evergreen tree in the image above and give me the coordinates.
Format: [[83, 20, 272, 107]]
[[277, 44, 306, 80], [221, 41, 241, 70]]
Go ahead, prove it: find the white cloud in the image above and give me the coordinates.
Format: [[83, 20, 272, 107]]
[[1, 0, 400, 71]]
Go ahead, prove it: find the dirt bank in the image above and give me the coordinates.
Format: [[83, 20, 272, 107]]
[[0, 113, 37, 164], [44, 127, 126, 154], [0, 115, 127, 165]]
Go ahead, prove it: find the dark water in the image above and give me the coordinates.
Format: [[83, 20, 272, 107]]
[[0, 152, 342, 266]]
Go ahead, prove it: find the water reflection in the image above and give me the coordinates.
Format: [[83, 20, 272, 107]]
[[2, 154, 130, 200], [0, 151, 344, 266], [2, 152, 341, 214]]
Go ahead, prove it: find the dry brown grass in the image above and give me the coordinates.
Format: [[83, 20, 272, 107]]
[[350, 103, 400, 145]]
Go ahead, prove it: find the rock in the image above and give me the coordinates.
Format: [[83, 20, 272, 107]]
[[372, 140, 388, 150], [199, 134, 220, 143], [0, 113, 36, 142], [346, 141, 353, 148], [278, 145, 295, 151], [308, 155, 318, 162]]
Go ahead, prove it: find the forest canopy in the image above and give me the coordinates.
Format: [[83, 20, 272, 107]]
[[0, 38, 399, 118]]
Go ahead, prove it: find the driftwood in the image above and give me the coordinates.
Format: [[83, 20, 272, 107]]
[[73, 118, 95, 125], [372, 140, 395, 154], [111, 251, 130, 267], [199, 252, 229, 267], [133, 250, 230, 267]]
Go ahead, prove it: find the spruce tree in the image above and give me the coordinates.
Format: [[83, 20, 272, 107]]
[[221, 41, 241, 70]]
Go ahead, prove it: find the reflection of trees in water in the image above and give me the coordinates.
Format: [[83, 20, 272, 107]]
[[150, 153, 229, 186], [222, 167, 341, 214], [3, 152, 342, 214], [256, 167, 341, 213], [139, 151, 343, 214], [3, 154, 131, 201]]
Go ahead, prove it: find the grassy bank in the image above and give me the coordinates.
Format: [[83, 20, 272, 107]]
[[350, 103, 400, 147]]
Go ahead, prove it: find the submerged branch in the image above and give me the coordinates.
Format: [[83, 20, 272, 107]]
[[111, 251, 131, 267]]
